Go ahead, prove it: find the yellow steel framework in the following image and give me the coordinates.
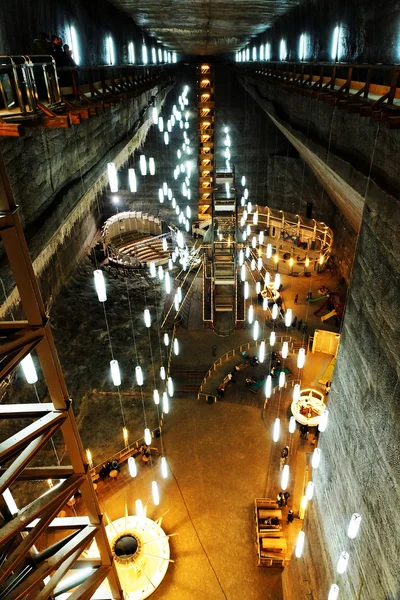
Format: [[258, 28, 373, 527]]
[[197, 64, 214, 219], [0, 153, 123, 599]]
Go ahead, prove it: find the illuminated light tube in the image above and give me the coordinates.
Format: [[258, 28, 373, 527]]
[[270, 331, 276, 346], [144, 428, 152, 445], [305, 256, 310, 268], [259, 231, 264, 244], [259, 340, 265, 363], [94, 270, 107, 302], [247, 201, 252, 214], [273, 417, 280, 442], [123, 427, 129, 446], [107, 162, 118, 192], [281, 464, 289, 490], [158, 116, 164, 132], [248, 304, 254, 324], [144, 309, 151, 327], [164, 333, 169, 346], [239, 249, 244, 265], [251, 258, 255, 270], [263, 297, 268, 311], [305, 481, 314, 500], [135, 366, 144, 386], [265, 272, 270, 286], [279, 371, 286, 388], [257, 258, 263, 271], [165, 272, 171, 294], [149, 261, 156, 277], [174, 294, 179, 311], [152, 107, 158, 124], [163, 391, 169, 413], [285, 308, 292, 327], [253, 211, 258, 225], [265, 375, 272, 398], [177, 230, 184, 248], [177, 287, 182, 303], [256, 281, 261, 294], [293, 383, 301, 402], [163, 182, 168, 195], [158, 266, 164, 281], [21, 354, 38, 384], [247, 225, 251, 237], [149, 157, 155, 175], [244, 188, 249, 199], [139, 155, 147, 176], [274, 273, 280, 290], [267, 244, 272, 259], [282, 341, 289, 359], [328, 585, 340, 600], [161, 457, 168, 478], [241, 175, 246, 186], [167, 120, 172, 132], [110, 360, 121, 386], [128, 168, 137, 192], [152, 480, 160, 506], [295, 531, 305, 558], [167, 376, 174, 396], [297, 348, 306, 368], [253, 320, 259, 340], [289, 415, 296, 433], [347, 513, 362, 539], [272, 304, 278, 319], [153, 389, 160, 405], [336, 551, 349, 575], [162, 237, 168, 252], [318, 409, 329, 432], [312, 448, 321, 469], [244, 281, 249, 299], [158, 188, 164, 203], [128, 456, 137, 478], [173, 338, 179, 355], [186, 206, 191, 218]]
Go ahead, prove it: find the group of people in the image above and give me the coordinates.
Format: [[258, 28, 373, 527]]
[[33, 32, 76, 67]]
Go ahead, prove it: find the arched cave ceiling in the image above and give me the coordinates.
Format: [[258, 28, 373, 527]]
[[108, 0, 300, 55]]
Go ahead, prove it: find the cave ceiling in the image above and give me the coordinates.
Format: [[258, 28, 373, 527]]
[[108, 0, 300, 55]]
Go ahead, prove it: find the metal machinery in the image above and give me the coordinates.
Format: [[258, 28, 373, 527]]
[[197, 64, 214, 219], [0, 156, 123, 599]]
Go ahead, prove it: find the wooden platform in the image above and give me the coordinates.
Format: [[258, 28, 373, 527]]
[[255, 498, 289, 567]]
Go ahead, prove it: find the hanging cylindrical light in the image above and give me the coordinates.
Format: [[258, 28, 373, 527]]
[[144, 428, 152, 445], [153, 389, 160, 405], [152, 480, 160, 506], [149, 261, 156, 277], [259, 341, 265, 363], [248, 304, 254, 324], [107, 162, 118, 192], [165, 272, 171, 294], [158, 188, 164, 203], [244, 188, 249, 199], [128, 456, 137, 478], [320, 409, 329, 432], [238, 249, 244, 266], [244, 281, 249, 299], [270, 331, 276, 346], [263, 297, 268, 311], [144, 309, 151, 328], [347, 513, 362, 539], [139, 155, 147, 176], [167, 120, 172, 132], [293, 383, 301, 402], [252, 236, 257, 249], [128, 168, 137, 192], [21, 354, 38, 384], [265, 375, 272, 398], [152, 106, 158, 124], [135, 366, 144, 386], [149, 157, 155, 175], [177, 230, 184, 248], [158, 116, 164, 132], [256, 281, 261, 294], [163, 392, 169, 414], [86, 448, 93, 468], [241, 175, 246, 186], [274, 273, 280, 291], [282, 341, 289, 358], [289, 416, 296, 434], [259, 231, 264, 245], [168, 258, 173, 270], [273, 418, 280, 442], [279, 371, 285, 388], [336, 551, 349, 575], [285, 308, 292, 327], [110, 360, 121, 386], [158, 266, 164, 281], [305, 481, 314, 500], [94, 270, 107, 302], [305, 257, 310, 268], [257, 258, 262, 271], [266, 244, 272, 259], [245, 246, 250, 258], [253, 211, 258, 225], [167, 376, 174, 396], [328, 584, 340, 600], [295, 531, 305, 558], [164, 131, 169, 145], [173, 338, 179, 355], [272, 303, 278, 319], [163, 333, 169, 346], [281, 464, 289, 490], [162, 237, 168, 252], [297, 348, 306, 368], [253, 320, 259, 340], [161, 457, 168, 479], [251, 259, 256, 270], [241, 264, 246, 281], [174, 294, 179, 311], [312, 448, 321, 469], [265, 272, 270, 286], [160, 366, 166, 380]]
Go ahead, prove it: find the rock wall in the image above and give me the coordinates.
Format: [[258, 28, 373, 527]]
[[0, 79, 174, 313], [283, 181, 400, 599]]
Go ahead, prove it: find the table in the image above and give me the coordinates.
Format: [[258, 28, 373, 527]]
[[109, 469, 119, 478]]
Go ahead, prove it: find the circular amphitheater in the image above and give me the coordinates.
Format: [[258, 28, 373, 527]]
[[102, 211, 173, 268]]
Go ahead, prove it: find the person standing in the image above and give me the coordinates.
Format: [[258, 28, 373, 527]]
[[212, 344, 217, 357], [283, 491, 290, 506], [294, 294, 299, 304], [287, 509, 294, 524]]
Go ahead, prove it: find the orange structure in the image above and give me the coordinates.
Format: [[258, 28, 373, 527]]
[[197, 64, 215, 219]]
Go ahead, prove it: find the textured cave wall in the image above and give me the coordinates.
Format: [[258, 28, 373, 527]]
[[252, 0, 400, 64], [0, 0, 149, 65], [0, 79, 174, 311], [283, 188, 400, 599]]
